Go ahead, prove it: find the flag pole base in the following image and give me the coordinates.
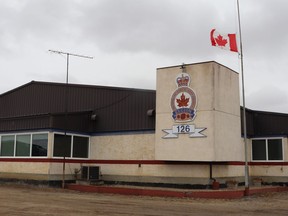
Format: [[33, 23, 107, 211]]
[[244, 187, 250, 196]]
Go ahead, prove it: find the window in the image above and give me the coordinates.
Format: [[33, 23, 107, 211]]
[[268, 139, 283, 160], [0, 135, 15, 156], [73, 136, 89, 158], [252, 139, 266, 160], [252, 138, 283, 161], [0, 133, 48, 157], [53, 134, 71, 157], [53, 133, 89, 158], [32, 134, 48, 157], [16, 134, 31, 157]]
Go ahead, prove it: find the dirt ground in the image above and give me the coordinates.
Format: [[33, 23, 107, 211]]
[[0, 184, 288, 216]]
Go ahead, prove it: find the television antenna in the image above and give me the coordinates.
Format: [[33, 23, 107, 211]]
[[48, 50, 93, 84], [48, 49, 93, 188]]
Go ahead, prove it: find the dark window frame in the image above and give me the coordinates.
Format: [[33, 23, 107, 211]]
[[53, 133, 90, 159]]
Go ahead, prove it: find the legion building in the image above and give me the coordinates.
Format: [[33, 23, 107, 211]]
[[0, 61, 287, 187]]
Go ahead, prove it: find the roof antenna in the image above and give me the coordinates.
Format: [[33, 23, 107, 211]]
[[48, 49, 93, 189], [48, 50, 93, 84]]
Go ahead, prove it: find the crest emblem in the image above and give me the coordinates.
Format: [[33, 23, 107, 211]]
[[171, 72, 197, 122], [162, 65, 206, 139]]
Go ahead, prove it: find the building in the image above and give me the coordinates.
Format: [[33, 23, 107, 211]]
[[0, 61, 287, 187]]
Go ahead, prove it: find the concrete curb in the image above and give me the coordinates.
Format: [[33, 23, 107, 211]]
[[66, 184, 288, 199]]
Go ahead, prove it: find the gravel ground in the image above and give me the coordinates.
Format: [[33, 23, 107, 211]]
[[0, 184, 288, 216]]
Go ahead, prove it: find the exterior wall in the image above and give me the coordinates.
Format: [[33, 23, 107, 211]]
[[248, 137, 288, 183], [48, 162, 81, 181], [0, 131, 51, 181], [155, 112, 215, 161], [90, 133, 155, 160], [248, 137, 288, 163], [94, 162, 246, 185], [214, 111, 243, 161], [0, 131, 82, 181], [0, 162, 50, 180], [0, 161, 82, 181], [97, 164, 212, 185], [284, 138, 288, 161], [0, 62, 287, 186], [90, 133, 213, 184], [155, 62, 242, 161]]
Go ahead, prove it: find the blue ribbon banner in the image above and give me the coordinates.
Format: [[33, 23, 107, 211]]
[[162, 124, 206, 138]]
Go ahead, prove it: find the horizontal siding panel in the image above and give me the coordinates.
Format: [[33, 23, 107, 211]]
[[0, 82, 156, 133]]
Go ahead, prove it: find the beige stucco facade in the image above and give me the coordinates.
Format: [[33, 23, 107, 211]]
[[0, 61, 287, 186], [85, 62, 246, 185], [155, 62, 242, 161], [90, 133, 155, 160]]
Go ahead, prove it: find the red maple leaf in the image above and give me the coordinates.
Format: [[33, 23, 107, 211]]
[[176, 93, 189, 107], [215, 34, 227, 47]]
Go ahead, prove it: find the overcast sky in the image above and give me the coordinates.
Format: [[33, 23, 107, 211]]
[[0, 0, 287, 113]]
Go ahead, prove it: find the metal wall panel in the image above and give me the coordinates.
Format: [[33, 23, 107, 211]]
[[1, 82, 287, 136], [0, 82, 156, 133], [241, 107, 288, 137]]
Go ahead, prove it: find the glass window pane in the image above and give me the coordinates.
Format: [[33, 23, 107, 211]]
[[252, 140, 266, 160], [16, 134, 31, 157], [73, 136, 89, 158], [53, 134, 71, 157], [1, 135, 15, 156], [32, 134, 48, 157], [268, 139, 283, 160]]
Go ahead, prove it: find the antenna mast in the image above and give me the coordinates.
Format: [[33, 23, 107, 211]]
[[48, 49, 93, 189], [48, 49, 93, 84]]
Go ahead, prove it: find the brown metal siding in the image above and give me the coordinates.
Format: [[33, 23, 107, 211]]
[[0, 115, 51, 132], [0, 112, 93, 133], [240, 108, 254, 137], [0, 83, 66, 117], [242, 108, 288, 137], [3, 81, 287, 136], [0, 82, 156, 133], [252, 112, 288, 137]]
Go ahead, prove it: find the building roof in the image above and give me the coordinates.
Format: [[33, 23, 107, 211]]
[[0, 81, 156, 134], [0, 77, 287, 137], [243, 107, 288, 138]]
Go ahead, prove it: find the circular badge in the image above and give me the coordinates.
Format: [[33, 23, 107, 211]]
[[170, 73, 197, 122]]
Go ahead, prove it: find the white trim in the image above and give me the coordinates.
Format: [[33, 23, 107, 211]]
[[30, 134, 32, 157], [0, 132, 49, 158]]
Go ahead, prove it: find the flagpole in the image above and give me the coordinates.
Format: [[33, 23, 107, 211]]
[[236, 0, 249, 194]]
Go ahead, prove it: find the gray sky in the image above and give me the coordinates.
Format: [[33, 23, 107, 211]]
[[0, 0, 288, 113]]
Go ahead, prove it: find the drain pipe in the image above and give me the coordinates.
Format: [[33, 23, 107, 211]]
[[210, 162, 219, 189], [210, 162, 215, 181]]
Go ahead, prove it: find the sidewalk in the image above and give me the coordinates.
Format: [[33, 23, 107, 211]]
[[66, 183, 288, 199]]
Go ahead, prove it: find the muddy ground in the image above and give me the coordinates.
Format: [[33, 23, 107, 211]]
[[0, 184, 288, 216]]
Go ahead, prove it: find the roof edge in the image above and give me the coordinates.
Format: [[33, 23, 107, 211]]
[[0, 80, 156, 98], [157, 60, 238, 74]]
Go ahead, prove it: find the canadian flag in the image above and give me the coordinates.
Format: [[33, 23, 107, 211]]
[[210, 29, 238, 52]]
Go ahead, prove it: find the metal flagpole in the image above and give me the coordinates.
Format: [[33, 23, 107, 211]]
[[49, 50, 93, 188], [236, 0, 249, 194]]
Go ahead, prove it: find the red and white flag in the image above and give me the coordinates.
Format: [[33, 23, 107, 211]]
[[210, 29, 238, 52]]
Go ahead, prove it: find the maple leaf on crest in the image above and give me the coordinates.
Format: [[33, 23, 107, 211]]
[[176, 93, 189, 107], [215, 34, 227, 47]]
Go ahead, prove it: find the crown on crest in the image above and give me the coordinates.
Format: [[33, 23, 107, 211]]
[[176, 73, 190, 87]]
